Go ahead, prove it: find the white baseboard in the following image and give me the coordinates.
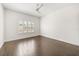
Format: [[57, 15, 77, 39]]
[[4, 33, 79, 47], [41, 33, 79, 46], [4, 34, 40, 42]]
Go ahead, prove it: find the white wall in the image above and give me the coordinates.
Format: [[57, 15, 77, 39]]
[[5, 9, 40, 42], [41, 6, 79, 46], [4, 5, 79, 46], [0, 4, 4, 48]]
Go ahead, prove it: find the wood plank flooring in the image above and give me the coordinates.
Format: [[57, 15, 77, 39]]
[[0, 36, 79, 56]]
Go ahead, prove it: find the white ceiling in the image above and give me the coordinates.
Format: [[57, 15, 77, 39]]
[[2, 3, 79, 17]]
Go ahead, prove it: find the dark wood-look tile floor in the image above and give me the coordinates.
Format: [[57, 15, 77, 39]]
[[0, 36, 79, 56]]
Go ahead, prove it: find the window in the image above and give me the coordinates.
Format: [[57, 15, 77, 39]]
[[17, 20, 34, 34]]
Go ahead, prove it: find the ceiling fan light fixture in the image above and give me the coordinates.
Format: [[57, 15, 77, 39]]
[[36, 3, 43, 13]]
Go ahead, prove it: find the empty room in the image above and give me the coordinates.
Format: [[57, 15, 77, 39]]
[[0, 3, 79, 56]]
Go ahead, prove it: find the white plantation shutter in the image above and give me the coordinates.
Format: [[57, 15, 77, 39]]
[[23, 21, 28, 33], [17, 20, 24, 33], [17, 20, 34, 33], [31, 23, 34, 32]]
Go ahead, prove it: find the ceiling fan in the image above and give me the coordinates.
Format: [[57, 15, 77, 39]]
[[35, 3, 43, 13]]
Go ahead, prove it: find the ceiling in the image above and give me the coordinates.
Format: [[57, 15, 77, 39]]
[[2, 3, 79, 17]]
